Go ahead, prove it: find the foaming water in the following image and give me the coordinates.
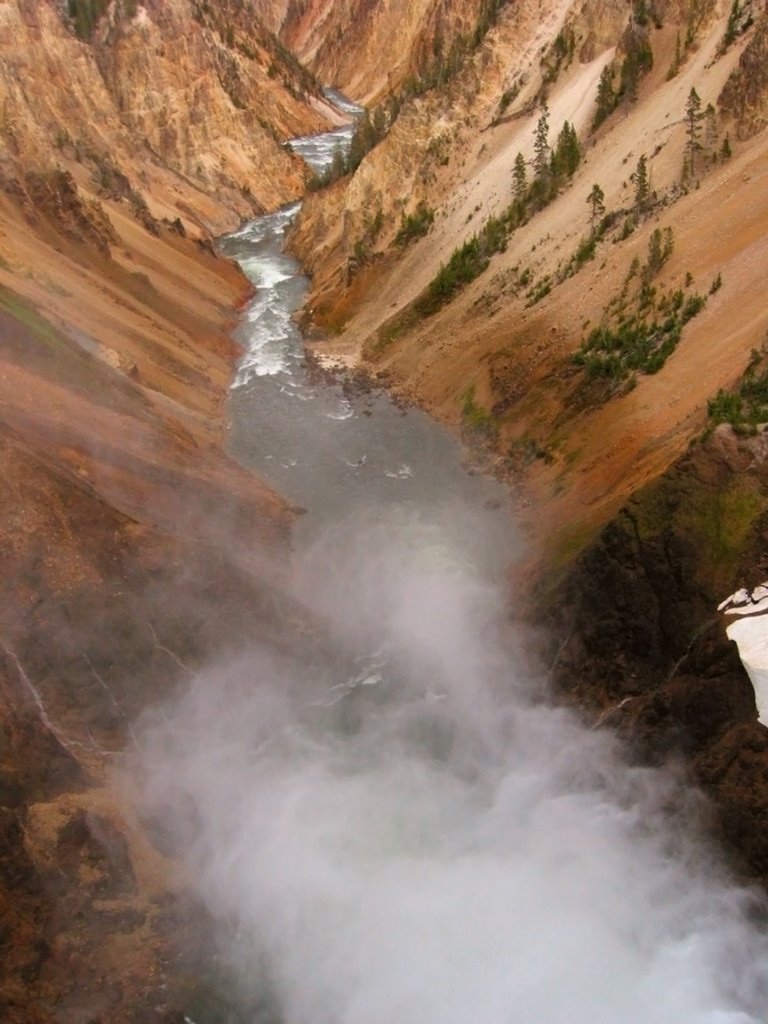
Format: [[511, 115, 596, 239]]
[[219, 91, 362, 389], [137, 91, 768, 1022], [222, 204, 306, 383], [289, 88, 363, 174]]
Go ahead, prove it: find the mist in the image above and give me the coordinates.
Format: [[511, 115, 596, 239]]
[[134, 504, 768, 1024]]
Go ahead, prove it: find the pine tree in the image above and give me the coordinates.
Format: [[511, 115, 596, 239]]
[[723, 0, 741, 49], [704, 103, 718, 151], [667, 32, 682, 80], [347, 111, 377, 172], [372, 105, 387, 142], [587, 183, 605, 227], [632, 154, 650, 208], [554, 121, 581, 177], [684, 87, 703, 174], [386, 94, 402, 126], [513, 152, 527, 200], [533, 104, 550, 180], [593, 65, 616, 129], [720, 133, 732, 159], [330, 147, 346, 182], [620, 32, 653, 102], [646, 227, 665, 278]]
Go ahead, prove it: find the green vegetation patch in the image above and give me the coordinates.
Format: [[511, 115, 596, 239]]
[[708, 347, 768, 431], [414, 106, 582, 316], [572, 228, 707, 385], [68, 0, 111, 38], [689, 480, 764, 568], [395, 204, 435, 247], [416, 213, 510, 316], [461, 385, 498, 438], [541, 28, 576, 85], [627, 456, 766, 591]]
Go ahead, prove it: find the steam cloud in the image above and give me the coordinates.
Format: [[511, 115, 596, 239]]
[[135, 506, 768, 1023]]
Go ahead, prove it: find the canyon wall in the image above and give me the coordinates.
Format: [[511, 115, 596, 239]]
[[0, 2, 321, 1019], [548, 425, 768, 884], [254, 0, 502, 102], [4, 0, 768, 1015], [294, 0, 768, 565], [0, 0, 336, 230], [279, 0, 487, 102]]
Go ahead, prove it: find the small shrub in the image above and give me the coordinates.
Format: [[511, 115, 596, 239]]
[[395, 203, 435, 246], [461, 386, 498, 438], [708, 348, 768, 430], [68, 0, 109, 38]]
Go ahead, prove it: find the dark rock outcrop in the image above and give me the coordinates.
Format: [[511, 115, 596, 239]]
[[719, 7, 768, 140], [548, 426, 768, 882]]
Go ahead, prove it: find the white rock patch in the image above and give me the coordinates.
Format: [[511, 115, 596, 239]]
[[721, 582, 768, 724]]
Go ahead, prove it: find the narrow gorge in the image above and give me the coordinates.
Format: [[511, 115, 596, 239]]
[[2, 2, 768, 1023]]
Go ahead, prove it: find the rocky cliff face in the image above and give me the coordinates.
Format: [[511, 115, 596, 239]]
[[0, 0, 335, 229], [0, 1, 318, 1018], [94, 0, 330, 214], [279, 0, 486, 102], [548, 426, 768, 883], [0, 159, 293, 1017], [719, 4, 768, 139]]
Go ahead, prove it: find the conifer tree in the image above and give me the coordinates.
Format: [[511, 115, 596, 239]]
[[513, 152, 527, 200], [632, 154, 650, 208], [704, 103, 718, 151], [620, 33, 653, 102], [533, 104, 550, 180], [593, 65, 616, 129], [330, 147, 346, 182], [684, 87, 703, 174], [348, 111, 377, 172], [723, 0, 741, 49], [667, 32, 682, 79], [554, 121, 580, 177], [587, 183, 605, 227], [372, 105, 387, 142]]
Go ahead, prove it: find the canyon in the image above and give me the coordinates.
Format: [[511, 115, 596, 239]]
[[2, 0, 768, 1021]]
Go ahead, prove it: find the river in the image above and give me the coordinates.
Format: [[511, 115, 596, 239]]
[[142, 92, 768, 1024], [219, 91, 511, 563]]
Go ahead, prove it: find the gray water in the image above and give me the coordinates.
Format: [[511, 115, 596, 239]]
[[142, 93, 768, 1024], [219, 95, 513, 561]]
